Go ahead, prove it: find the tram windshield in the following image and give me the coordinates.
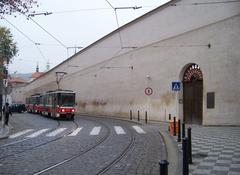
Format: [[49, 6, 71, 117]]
[[59, 93, 75, 107]]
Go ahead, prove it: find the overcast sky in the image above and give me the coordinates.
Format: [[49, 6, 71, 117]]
[[1, 0, 170, 74]]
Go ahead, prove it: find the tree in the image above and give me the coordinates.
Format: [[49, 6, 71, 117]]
[[0, 0, 37, 15], [0, 27, 18, 64], [0, 26, 17, 114]]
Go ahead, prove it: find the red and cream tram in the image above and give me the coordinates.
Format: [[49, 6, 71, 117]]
[[26, 94, 40, 113], [26, 90, 76, 120]]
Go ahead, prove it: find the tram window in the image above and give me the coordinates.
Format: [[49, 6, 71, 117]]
[[60, 93, 75, 107], [48, 95, 53, 106], [57, 93, 61, 105]]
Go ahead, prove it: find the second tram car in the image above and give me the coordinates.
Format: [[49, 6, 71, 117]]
[[26, 94, 40, 113], [26, 90, 76, 120]]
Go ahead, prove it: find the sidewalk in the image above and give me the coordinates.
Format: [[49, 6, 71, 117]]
[[135, 119, 240, 175], [171, 124, 240, 175], [185, 125, 240, 175]]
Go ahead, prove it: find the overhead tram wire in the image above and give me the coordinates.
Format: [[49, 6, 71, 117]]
[[0, 15, 48, 63], [24, 14, 67, 50], [27, 6, 153, 16], [105, 0, 142, 49], [105, 0, 123, 48], [28, 8, 111, 16], [23, 14, 85, 58]]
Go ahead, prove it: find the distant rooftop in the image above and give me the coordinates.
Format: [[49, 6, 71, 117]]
[[31, 72, 44, 79]]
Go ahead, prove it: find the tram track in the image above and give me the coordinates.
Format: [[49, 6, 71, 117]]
[[0, 119, 78, 160], [33, 116, 137, 175], [96, 125, 136, 175], [32, 117, 111, 175]]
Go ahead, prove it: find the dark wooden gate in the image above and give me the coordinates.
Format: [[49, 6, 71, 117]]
[[183, 64, 203, 124]]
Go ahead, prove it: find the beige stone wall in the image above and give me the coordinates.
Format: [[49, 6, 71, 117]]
[[24, 0, 240, 125]]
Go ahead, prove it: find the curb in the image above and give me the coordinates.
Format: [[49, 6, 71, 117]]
[[78, 113, 181, 174], [160, 131, 182, 175], [77, 113, 143, 125]]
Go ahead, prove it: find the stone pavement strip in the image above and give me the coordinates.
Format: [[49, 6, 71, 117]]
[[0, 121, 10, 139], [174, 125, 240, 175]]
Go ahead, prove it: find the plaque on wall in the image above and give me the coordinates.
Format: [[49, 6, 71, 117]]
[[207, 92, 215, 109]]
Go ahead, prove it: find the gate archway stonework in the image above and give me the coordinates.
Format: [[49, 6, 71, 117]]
[[179, 63, 203, 125]]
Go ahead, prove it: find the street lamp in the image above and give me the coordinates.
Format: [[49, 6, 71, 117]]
[[55, 71, 67, 90]]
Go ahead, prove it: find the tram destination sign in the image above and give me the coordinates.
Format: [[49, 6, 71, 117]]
[[172, 81, 181, 91]]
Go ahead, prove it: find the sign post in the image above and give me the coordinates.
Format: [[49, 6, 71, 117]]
[[144, 87, 153, 120], [172, 81, 181, 120]]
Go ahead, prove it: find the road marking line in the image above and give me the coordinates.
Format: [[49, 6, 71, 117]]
[[26, 128, 50, 138], [0, 138, 29, 147], [9, 129, 34, 139], [68, 127, 82, 136], [132, 126, 146, 134], [46, 128, 67, 137], [114, 126, 126, 134], [90, 127, 101, 135]]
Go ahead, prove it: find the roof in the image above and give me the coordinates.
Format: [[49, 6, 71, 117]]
[[9, 77, 27, 84], [46, 90, 75, 94], [31, 72, 44, 79]]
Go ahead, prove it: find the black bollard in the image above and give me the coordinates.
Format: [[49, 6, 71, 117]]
[[188, 127, 192, 164], [178, 119, 181, 142], [159, 160, 169, 175], [182, 138, 189, 175], [138, 110, 140, 121], [182, 122, 185, 139], [145, 111, 147, 123], [168, 114, 171, 132], [173, 117, 176, 136], [130, 110, 132, 120]]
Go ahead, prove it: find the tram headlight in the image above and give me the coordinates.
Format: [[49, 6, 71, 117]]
[[61, 109, 65, 112], [72, 109, 75, 112]]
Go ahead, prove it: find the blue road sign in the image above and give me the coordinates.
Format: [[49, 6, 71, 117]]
[[172, 82, 181, 91]]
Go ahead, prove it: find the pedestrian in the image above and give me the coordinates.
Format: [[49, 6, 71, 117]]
[[3, 102, 12, 126]]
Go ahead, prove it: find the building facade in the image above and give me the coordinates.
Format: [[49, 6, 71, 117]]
[[24, 0, 240, 125], [7, 66, 44, 105]]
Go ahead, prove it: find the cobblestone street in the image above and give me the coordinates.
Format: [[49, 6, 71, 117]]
[[0, 113, 166, 175]]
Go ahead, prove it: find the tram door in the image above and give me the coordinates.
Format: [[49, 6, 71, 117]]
[[183, 64, 203, 124], [52, 93, 57, 117]]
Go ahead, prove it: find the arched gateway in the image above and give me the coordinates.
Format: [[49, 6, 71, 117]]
[[183, 64, 203, 124]]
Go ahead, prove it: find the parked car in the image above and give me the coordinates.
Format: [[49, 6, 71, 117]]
[[10, 104, 26, 113]]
